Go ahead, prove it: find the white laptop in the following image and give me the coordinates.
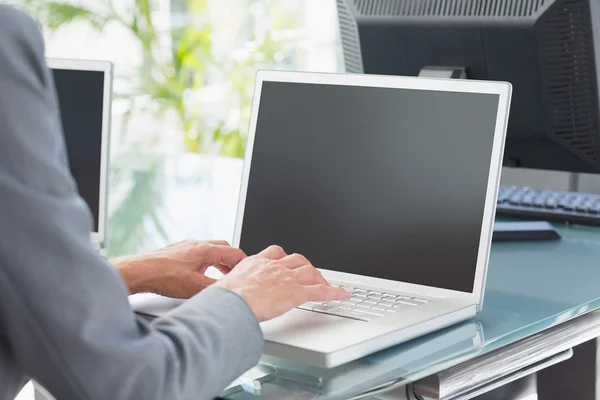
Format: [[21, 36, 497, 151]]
[[234, 71, 511, 368], [47, 59, 112, 250]]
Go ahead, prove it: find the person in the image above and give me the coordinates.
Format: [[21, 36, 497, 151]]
[[0, 5, 351, 400]]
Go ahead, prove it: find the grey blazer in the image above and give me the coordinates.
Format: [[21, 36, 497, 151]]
[[0, 5, 263, 399]]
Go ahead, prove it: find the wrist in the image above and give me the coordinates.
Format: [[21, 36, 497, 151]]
[[212, 282, 259, 320], [113, 255, 156, 295]]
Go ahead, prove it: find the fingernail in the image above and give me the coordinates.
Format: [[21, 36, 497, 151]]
[[343, 286, 353, 294]]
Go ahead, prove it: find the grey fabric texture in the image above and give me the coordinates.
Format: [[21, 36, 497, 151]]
[[0, 5, 263, 399]]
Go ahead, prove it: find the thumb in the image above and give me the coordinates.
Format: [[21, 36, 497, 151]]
[[203, 245, 247, 268]]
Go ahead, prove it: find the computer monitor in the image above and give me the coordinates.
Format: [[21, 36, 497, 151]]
[[47, 59, 112, 247], [336, 0, 600, 174]]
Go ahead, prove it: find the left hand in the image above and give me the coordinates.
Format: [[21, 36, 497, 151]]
[[113, 240, 246, 299]]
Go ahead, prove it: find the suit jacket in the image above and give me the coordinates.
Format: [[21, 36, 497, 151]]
[[0, 5, 263, 399]]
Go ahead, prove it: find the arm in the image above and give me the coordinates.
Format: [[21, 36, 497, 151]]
[[0, 6, 262, 400], [113, 255, 151, 295]]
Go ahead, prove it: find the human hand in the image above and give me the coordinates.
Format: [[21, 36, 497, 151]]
[[213, 245, 352, 322], [114, 240, 246, 299]]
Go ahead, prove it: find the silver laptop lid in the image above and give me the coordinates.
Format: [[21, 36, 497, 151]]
[[234, 71, 511, 307], [47, 59, 112, 248]]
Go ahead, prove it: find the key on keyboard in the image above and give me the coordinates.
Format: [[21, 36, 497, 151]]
[[297, 287, 429, 322], [497, 185, 600, 226]]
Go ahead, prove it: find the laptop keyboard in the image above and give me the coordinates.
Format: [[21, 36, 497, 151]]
[[297, 287, 429, 322]]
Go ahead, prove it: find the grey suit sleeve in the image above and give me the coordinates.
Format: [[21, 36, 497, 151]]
[[0, 6, 263, 400]]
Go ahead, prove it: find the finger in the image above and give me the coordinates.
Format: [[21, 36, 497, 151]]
[[258, 245, 287, 260], [293, 265, 328, 285], [302, 284, 352, 303], [278, 253, 311, 269], [208, 240, 230, 246], [205, 244, 247, 267], [214, 263, 233, 275]]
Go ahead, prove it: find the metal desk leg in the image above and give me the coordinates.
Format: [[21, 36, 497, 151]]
[[537, 339, 599, 400]]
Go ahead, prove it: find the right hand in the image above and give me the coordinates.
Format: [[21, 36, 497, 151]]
[[213, 245, 352, 322]]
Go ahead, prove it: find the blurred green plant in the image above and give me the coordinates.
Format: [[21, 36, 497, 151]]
[[18, 0, 299, 156], [16, 0, 300, 256], [21, 0, 215, 154], [107, 155, 165, 256]]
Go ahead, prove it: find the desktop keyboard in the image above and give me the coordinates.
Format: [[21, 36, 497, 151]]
[[298, 287, 428, 322], [496, 185, 600, 226]]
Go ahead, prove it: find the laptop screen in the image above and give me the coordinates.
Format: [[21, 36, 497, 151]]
[[239, 81, 500, 293], [52, 68, 105, 234]]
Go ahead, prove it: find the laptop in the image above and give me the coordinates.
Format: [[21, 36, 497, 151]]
[[235, 71, 511, 368], [221, 321, 483, 397], [48, 59, 113, 250]]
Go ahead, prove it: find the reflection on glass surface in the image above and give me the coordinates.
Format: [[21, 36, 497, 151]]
[[223, 322, 482, 399]]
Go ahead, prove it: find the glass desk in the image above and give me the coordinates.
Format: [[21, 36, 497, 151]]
[[220, 224, 600, 399]]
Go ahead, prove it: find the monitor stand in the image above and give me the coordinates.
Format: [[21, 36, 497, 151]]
[[418, 66, 467, 79], [418, 66, 560, 242]]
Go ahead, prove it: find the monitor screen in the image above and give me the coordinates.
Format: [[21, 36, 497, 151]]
[[51, 68, 105, 233], [239, 81, 500, 293]]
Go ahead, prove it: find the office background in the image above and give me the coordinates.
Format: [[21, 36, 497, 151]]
[[21, 0, 600, 259], [19, 0, 341, 259], [13, 0, 600, 399]]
